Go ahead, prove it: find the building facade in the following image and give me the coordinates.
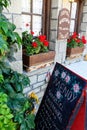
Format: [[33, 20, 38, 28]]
[[3, 0, 87, 101]]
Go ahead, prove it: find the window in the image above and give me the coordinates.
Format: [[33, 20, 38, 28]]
[[69, 0, 84, 34], [21, 0, 51, 39]]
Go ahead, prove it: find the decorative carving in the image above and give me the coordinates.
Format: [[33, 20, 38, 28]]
[[58, 8, 70, 40]]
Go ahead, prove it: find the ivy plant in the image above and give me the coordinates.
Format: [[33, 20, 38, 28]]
[[0, 1, 36, 130], [0, 0, 11, 13], [0, 15, 22, 60], [0, 92, 16, 130], [0, 61, 36, 130]]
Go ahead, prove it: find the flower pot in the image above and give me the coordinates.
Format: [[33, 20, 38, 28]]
[[23, 51, 55, 67], [66, 46, 84, 57]]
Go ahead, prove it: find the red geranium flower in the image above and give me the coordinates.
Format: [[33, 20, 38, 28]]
[[82, 39, 86, 44], [72, 32, 78, 39], [67, 39, 71, 43], [38, 35, 46, 42], [32, 42, 38, 48], [26, 23, 29, 27], [30, 31, 34, 35], [82, 36, 85, 39], [75, 39, 81, 43], [82, 36, 86, 44], [43, 40, 49, 47]]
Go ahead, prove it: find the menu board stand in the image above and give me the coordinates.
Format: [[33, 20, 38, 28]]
[[35, 62, 87, 130]]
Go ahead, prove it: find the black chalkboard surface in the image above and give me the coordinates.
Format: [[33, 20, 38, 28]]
[[35, 62, 86, 130]]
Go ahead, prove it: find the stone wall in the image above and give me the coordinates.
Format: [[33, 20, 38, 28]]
[[81, 0, 87, 36], [49, 0, 70, 64], [49, 0, 61, 50], [23, 65, 54, 106]]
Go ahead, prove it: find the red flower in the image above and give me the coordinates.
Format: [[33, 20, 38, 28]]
[[82, 36, 85, 39], [67, 39, 71, 43], [26, 23, 29, 27], [75, 39, 81, 43], [43, 40, 49, 47], [82, 39, 86, 44], [38, 35, 46, 42], [32, 42, 38, 48], [82, 36, 86, 44], [72, 32, 78, 39], [30, 31, 34, 35]]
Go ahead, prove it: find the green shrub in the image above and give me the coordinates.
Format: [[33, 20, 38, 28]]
[[0, 92, 16, 130], [0, 61, 36, 130]]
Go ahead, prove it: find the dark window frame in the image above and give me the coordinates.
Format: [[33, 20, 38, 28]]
[[22, 0, 51, 40], [70, 0, 84, 34]]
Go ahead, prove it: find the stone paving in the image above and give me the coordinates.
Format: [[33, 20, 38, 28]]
[[65, 61, 87, 80]]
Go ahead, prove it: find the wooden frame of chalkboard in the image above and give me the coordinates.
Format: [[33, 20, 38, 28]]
[[35, 62, 87, 130]]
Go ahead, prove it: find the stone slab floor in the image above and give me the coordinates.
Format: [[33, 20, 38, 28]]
[[65, 61, 87, 80]]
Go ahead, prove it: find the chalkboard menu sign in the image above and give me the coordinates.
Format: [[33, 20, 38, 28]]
[[35, 62, 86, 130]]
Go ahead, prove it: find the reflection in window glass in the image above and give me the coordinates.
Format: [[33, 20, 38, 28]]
[[22, 15, 31, 32], [71, 2, 77, 19], [33, 0, 43, 14], [22, 0, 31, 12], [33, 16, 42, 35], [70, 20, 75, 33]]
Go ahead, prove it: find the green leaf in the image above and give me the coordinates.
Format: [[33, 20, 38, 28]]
[[0, 74, 4, 83], [14, 32, 22, 48], [0, 21, 8, 34], [34, 46, 41, 54], [7, 22, 16, 31], [0, 44, 8, 57], [14, 112, 24, 124], [7, 31, 16, 42], [3, 83, 15, 94], [26, 114, 35, 129], [0, 92, 16, 130], [20, 121, 27, 130]]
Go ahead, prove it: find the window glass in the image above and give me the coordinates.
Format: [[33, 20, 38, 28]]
[[33, 0, 43, 14], [69, 1, 79, 34], [22, 0, 44, 35], [21, 0, 50, 38], [70, 20, 75, 33], [22, 0, 31, 12], [71, 2, 77, 19], [22, 15, 31, 32], [33, 16, 42, 35]]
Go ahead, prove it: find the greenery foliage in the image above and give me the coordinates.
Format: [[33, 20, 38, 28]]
[[0, 14, 22, 60], [0, 0, 11, 12], [0, 1, 38, 130], [0, 61, 37, 130], [0, 92, 16, 130]]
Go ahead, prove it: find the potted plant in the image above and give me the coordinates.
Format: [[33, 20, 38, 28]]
[[66, 32, 86, 57], [22, 31, 55, 68]]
